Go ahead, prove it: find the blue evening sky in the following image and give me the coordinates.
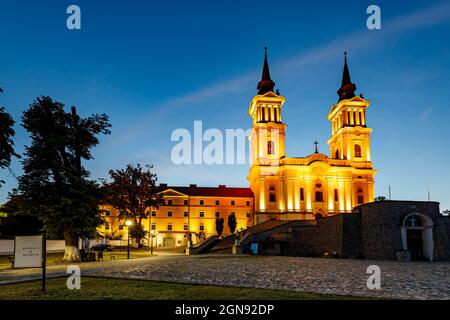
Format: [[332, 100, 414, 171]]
[[1, 0, 449, 210]]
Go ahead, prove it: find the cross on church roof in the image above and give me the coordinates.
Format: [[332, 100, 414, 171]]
[[314, 141, 319, 153]]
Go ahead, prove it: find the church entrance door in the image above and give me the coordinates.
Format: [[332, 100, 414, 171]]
[[163, 237, 175, 247], [407, 229, 424, 260], [401, 213, 434, 261]]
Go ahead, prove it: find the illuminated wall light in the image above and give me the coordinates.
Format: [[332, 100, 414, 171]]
[[259, 188, 265, 211], [328, 195, 334, 211], [306, 190, 312, 211], [294, 190, 300, 211], [287, 199, 293, 211]]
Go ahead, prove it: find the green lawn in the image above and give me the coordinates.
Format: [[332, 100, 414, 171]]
[[0, 276, 367, 300]]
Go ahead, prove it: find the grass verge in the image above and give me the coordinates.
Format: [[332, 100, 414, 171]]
[[0, 276, 369, 300]]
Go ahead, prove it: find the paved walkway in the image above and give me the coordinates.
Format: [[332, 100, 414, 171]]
[[1, 255, 449, 299]]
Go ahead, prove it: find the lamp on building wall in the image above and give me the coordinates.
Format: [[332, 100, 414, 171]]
[[125, 219, 133, 259]]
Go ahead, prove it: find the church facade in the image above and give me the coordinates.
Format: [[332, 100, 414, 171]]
[[99, 50, 378, 245], [248, 50, 376, 223]]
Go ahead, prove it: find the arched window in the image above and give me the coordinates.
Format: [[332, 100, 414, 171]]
[[267, 140, 275, 155], [315, 191, 323, 202], [334, 189, 339, 202], [300, 188, 305, 201], [269, 186, 276, 203], [354, 144, 362, 158], [335, 150, 340, 159], [314, 182, 323, 202]]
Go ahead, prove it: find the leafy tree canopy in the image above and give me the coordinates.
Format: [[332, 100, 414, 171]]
[[13, 96, 111, 261], [228, 214, 237, 234], [216, 217, 224, 237], [102, 163, 162, 244], [0, 89, 20, 185]]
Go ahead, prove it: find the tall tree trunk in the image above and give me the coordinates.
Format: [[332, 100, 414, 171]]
[[136, 218, 143, 248], [63, 230, 80, 262]]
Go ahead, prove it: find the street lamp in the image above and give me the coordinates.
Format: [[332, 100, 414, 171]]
[[125, 220, 133, 259], [150, 230, 155, 255]]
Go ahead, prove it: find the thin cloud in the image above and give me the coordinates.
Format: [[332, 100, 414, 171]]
[[110, 1, 450, 144], [420, 107, 434, 120]]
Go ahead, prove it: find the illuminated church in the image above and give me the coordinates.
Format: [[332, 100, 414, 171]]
[[100, 50, 378, 245], [248, 49, 376, 223]]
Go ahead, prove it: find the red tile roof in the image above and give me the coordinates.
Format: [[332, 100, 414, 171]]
[[158, 185, 254, 198]]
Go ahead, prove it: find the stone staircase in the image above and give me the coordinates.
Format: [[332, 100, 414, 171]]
[[191, 220, 300, 254], [206, 235, 236, 254], [187, 235, 219, 254]]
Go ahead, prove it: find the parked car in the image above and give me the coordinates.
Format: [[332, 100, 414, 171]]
[[90, 244, 114, 251]]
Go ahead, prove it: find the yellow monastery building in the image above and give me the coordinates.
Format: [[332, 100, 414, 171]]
[[100, 185, 254, 247], [100, 50, 377, 247]]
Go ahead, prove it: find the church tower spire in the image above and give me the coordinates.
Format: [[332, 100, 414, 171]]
[[248, 49, 287, 222], [257, 47, 276, 95], [327, 53, 376, 208], [337, 52, 356, 101]]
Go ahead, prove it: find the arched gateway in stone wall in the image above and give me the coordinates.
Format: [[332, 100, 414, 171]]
[[401, 213, 434, 261]]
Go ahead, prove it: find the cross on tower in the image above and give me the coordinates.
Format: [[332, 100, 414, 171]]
[[410, 216, 417, 228], [314, 141, 319, 153]]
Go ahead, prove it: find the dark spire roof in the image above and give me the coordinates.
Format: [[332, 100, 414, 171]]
[[337, 51, 357, 101], [257, 47, 275, 95]]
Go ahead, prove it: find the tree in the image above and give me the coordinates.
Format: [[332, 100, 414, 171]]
[[443, 210, 450, 216], [375, 196, 387, 201], [129, 224, 147, 245], [215, 217, 224, 237], [195, 231, 206, 243], [14, 96, 110, 262], [103, 164, 162, 246], [0, 89, 19, 185], [0, 197, 43, 237], [228, 214, 237, 234]]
